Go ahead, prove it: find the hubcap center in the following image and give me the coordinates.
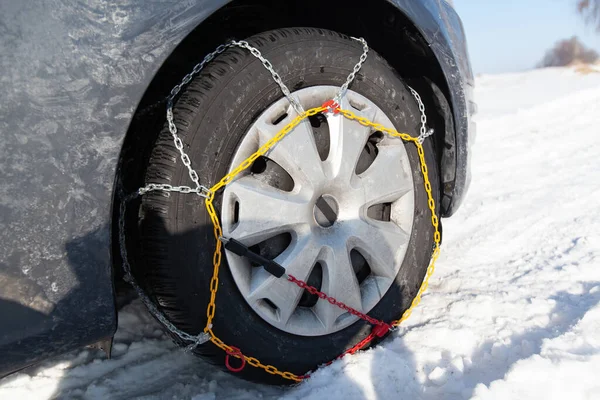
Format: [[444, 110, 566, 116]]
[[313, 195, 339, 227]]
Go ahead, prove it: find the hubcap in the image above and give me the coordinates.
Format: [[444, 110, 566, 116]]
[[221, 86, 415, 336]]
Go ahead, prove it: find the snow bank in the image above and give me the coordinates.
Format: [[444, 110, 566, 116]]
[[2, 66, 600, 399]]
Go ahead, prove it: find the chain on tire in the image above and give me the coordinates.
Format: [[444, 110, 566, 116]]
[[118, 36, 440, 382]]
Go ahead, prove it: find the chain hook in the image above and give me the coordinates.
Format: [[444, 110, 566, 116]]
[[225, 346, 246, 373]]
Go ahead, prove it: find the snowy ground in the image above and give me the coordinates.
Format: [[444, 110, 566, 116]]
[[2, 66, 600, 400]]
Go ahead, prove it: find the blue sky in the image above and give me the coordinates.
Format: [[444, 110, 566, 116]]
[[454, 0, 600, 73]]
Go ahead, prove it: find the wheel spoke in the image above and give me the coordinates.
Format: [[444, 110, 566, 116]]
[[313, 244, 363, 331], [348, 218, 409, 279], [247, 235, 321, 326], [256, 116, 326, 194], [356, 145, 413, 206], [223, 175, 310, 246], [325, 96, 377, 182]]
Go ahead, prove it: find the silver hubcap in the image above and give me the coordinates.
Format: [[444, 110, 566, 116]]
[[221, 86, 415, 336]]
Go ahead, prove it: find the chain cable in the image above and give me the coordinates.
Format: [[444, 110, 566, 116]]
[[408, 86, 435, 144], [333, 37, 369, 105], [118, 37, 439, 382]]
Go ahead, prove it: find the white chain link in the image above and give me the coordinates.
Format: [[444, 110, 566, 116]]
[[231, 40, 305, 115], [162, 45, 233, 199], [166, 43, 232, 107], [119, 37, 432, 352], [232, 36, 369, 115], [408, 86, 434, 144], [138, 183, 207, 196], [333, 37, 369, 105]]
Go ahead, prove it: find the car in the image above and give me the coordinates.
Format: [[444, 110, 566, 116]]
[[0, 0, 474, 384]]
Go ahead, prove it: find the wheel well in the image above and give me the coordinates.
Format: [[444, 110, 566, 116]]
[[112, 0, 454, 294]]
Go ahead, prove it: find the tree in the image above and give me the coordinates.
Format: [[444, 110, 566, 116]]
[[578, 0, 600, 31], [537, 36, 599, 68]]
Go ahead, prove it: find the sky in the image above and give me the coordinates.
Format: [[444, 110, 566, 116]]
[[454, 0, 600, 74]]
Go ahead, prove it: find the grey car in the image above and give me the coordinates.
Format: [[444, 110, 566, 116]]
[[0, 0, 474, 384]]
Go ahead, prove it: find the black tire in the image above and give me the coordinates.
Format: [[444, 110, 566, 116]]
[[137, 27, 439, 384]]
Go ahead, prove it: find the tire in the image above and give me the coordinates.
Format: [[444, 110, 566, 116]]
[[137, 27, 440, 384]]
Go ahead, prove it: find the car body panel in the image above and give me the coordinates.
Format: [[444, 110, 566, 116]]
[[386, 0, 474, 215], [0, 0, 473, 376], [0, 0, 229, 376]]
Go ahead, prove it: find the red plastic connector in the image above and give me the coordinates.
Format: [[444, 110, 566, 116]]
[[372, 323, 391, 338], [321, 99, 340, 114], [225, 346, 246, 372]]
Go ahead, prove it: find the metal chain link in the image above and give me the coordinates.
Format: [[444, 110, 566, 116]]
[[230, 40, 305, 115], [232, 36, 369, 115], [162, 44, 233, 199], [138, 183, 209, 196], [166, 43, 232, 107], [408, 86, 434, 144], [333, 37, 369, 105]]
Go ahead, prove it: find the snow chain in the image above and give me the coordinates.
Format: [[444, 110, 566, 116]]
[[119, 37, 440, 382]]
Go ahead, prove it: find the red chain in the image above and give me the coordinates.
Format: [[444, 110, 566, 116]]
[[328, 333, 377, 364], [258, 275, 392, 381], [287, 274, 392, 334], [295, 332, 378, 380], [291, 103, 396, 377]]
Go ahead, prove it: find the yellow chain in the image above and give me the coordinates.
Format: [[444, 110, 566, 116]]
[[202, 106, 441, 382], [336, 108, 441, 327]]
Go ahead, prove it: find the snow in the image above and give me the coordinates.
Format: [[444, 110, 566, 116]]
[[2, 66, 600, 399]]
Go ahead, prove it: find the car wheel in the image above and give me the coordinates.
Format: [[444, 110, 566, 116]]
[[136, 27, 439, 384]]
